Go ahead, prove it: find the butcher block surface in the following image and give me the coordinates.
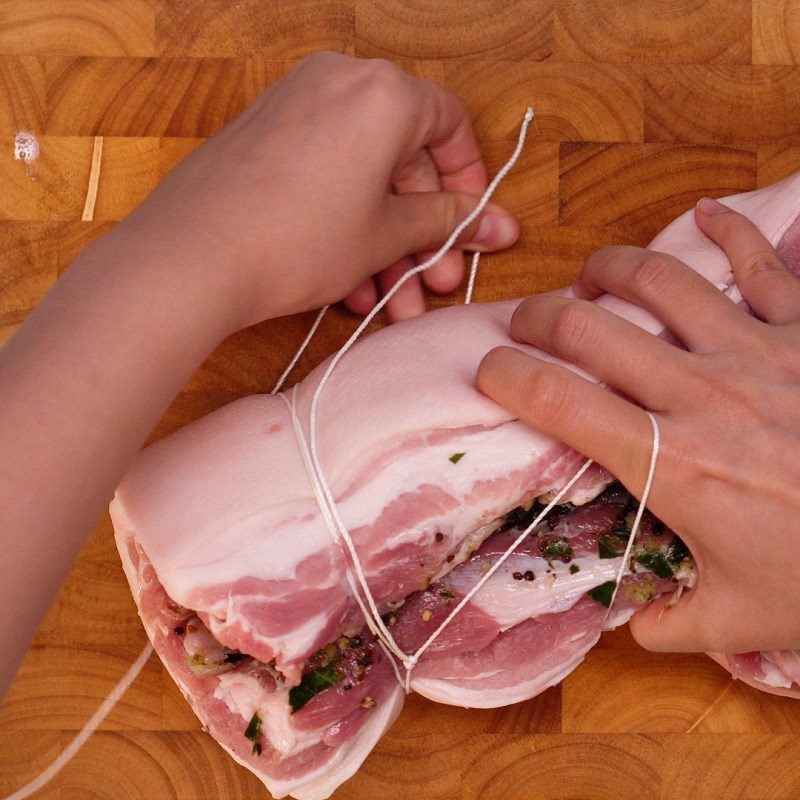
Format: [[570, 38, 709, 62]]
[[3, 1, 800, 798]]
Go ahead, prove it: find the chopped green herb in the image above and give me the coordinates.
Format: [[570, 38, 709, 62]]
[[587, 580, 617, 608], [666, 535, 691, 566], [244, 713, 262, 755], [542, 537, 573, 564], [569, 563, 580, 574], [626, 576, 657, 604], [610, 527, 631, 541], [449, 452, 466, 464], [598, 537, 621, 559], [321, 642, 338, 665], [438, 588, 456, 599], [288, 663, 343, 713], [501, 501, 542, 530], [635, 546, 674, 579]]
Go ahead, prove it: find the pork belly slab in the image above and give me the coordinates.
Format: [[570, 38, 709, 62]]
[[111, 170, 800, 798]]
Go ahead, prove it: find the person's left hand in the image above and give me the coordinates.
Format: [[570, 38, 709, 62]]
[[477, 199, 800, 654]]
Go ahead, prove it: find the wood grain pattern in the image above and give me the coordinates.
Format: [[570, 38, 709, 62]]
[[560, 142, 756, 239], [3, 0, 800, 798], [644, 65, 800, 146], [753, 0, 800, 64], [355, 1, 554, 60], [156, 0, 352, 58], [553, 0, 752, 64], [45, 57, 252, 137], [416, 60, 644, 144], [0, 1, 156, 57]]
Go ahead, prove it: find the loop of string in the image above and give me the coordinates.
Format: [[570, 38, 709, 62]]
[[301, 108, 536, 677], [288, 106, 661, 688]]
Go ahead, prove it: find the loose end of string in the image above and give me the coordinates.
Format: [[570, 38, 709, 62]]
[[3, 642, 153, 800]]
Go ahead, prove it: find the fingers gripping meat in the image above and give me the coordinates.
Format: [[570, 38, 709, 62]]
[[111, 169, 800, 798]]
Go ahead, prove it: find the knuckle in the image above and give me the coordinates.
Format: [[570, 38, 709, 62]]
[[629, 252, 675, 297], [739, 252, 786, 281], [548, 301, 594, 355], [359, 58, 405, 99], [433, 194, 460, 243], [658, 430, 703, 482], [524, 365, 579, 424], [509, 296, 536, 337], [392, 155, 427, 187], [296, 50, 335, 70]]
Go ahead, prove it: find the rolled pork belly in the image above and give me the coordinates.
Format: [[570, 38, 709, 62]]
[[111, 169, 800, 798]]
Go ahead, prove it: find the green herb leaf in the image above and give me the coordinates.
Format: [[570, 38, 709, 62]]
[[569, 563, 580, 574], [244, 713, 262, 755], [666, 535, 691, 567], [438, 588, 455, 599], [610, 527, 631, 541], [598, 537, 621, 559], [449, 452, 466, 464], [542, 537, 573, 564], [635, 547, 674, 579], [587, 580, 617, 608], [288, 663, 343, 713]]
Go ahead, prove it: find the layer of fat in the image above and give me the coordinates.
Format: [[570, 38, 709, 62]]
[[208, 683, 404, 800], [411, 631, 600, 708], [447, 553, 622, 630], [757, 653, 794, 689], [205, 599, 337, 674], [212, 671, 336, 758], [156, 421, 555, 603]]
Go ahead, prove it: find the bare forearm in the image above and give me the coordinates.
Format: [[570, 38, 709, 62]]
[[0, 223, 235, 696], [0, 54, 520, 698]]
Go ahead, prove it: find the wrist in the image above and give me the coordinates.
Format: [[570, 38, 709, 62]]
[[96, 210, 251, 342]]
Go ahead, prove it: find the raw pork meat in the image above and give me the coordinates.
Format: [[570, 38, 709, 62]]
[[112, 169, 800, 797]]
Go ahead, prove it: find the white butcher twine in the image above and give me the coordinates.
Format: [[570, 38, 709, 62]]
[[281, 108, 662, 691], [5, 107, 661, 798]]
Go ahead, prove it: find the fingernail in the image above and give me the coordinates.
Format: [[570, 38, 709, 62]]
[[696, 197, 726, 215], [473, 211, 519, 248]]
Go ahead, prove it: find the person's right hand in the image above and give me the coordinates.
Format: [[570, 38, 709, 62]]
[[111, 52, 519, 329], [477, 198, 800, 654]]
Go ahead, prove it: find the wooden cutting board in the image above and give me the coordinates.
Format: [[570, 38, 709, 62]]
[[2, 1, 800, 797]]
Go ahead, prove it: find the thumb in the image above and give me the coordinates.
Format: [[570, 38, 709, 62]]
[[628, 590, 710, 653], [388, 191, 519, 257]]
